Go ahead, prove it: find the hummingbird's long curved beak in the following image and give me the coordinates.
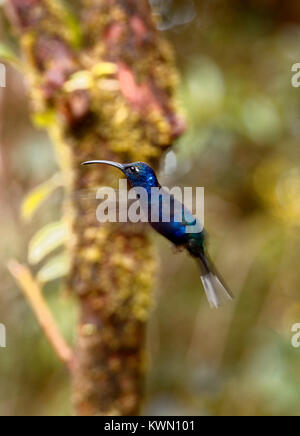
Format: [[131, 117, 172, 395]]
[[81, 160, 125, 171]]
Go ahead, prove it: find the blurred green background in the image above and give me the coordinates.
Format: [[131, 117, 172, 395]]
[[1, 0, 300, 416]]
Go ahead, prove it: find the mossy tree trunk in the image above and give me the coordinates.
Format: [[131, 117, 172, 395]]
[[6, 0, 184, 416]]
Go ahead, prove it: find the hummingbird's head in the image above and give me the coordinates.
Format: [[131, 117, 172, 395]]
[[81, 160, 159, 189]]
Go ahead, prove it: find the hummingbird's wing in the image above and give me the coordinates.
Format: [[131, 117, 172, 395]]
[[70, 189, 133, 202], [69, 188, 101, 201], [149, 0, 196, 31], [68, 188, 148, 233], [69, 187, 203, 234], [153, 189, 203, 230]]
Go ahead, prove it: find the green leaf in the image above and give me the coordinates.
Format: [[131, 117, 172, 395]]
[[37, 252, 70, 284], [57, 0, 83, 49], [28, 221, 68, 265], [64, 9, 83, 50], [0, 42, 22, 70], [22, 173, 62, 222]]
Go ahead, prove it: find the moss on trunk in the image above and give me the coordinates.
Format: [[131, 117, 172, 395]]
[[6, 0, 185, 415]]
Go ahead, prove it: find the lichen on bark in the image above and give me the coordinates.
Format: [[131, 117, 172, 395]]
[[6, 0, 185, 416]]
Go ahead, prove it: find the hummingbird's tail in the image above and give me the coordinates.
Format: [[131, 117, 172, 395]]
[[197, 253, 233, 309]]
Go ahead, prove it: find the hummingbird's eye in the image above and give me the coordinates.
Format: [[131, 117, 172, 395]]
[[129, 166, 140, 174]]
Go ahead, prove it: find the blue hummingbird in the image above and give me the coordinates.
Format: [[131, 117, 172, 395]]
[[82, 160, 233, 308]]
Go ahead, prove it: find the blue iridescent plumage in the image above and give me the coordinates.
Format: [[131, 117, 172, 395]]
[[82, 160, 233, 308]]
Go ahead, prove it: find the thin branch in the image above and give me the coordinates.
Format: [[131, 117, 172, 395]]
[[7, 260, 74, 371]]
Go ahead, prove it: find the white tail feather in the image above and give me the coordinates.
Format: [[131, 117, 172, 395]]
[[201, 273, 233, 309]]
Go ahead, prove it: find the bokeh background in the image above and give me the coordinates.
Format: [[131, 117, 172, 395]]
[[1, 0, 300, 416]]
